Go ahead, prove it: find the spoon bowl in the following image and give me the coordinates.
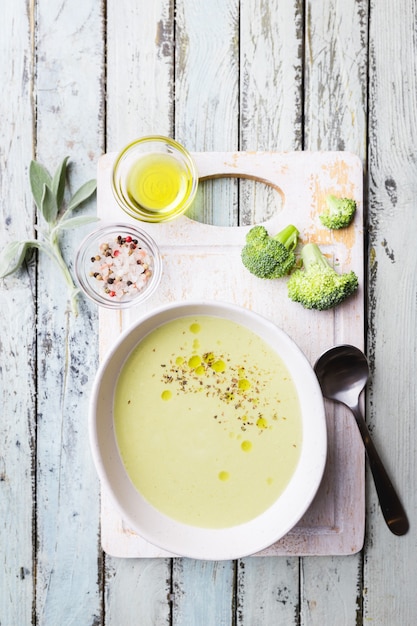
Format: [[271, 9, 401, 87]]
[[314, 345, 369, 406], [314, 345, 409, 536]]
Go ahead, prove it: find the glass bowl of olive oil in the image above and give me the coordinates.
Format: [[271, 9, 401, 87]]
[[111, 136, 199, 223]]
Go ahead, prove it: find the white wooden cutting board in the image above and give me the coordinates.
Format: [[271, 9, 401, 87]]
[[96, 150, 364, 557]]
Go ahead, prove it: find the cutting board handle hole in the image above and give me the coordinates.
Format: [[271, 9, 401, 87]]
[[188, 173, 285, 226]]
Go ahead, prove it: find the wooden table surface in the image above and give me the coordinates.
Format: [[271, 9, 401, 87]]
[[1, 1, 415, 625]]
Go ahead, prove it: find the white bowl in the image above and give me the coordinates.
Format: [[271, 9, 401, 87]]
[[89, 302, 327, 560]]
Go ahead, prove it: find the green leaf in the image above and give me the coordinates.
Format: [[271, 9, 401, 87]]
[[55, 215, 99, 232], [29, 160, 52, 212], [52, 156, 70, 210], [40, 183, 58, 224], [0, 241, 33, 278], [67, 179, 97, 213]]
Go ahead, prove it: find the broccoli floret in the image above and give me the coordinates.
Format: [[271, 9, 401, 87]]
[[241, 224, 299, 279], [287, 242, 358, 310], [319, 194, 356, 229]]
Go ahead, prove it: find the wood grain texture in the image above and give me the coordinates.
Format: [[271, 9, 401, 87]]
[[365, 0, 417, 623], [172, 559, 235, 626], [106, 0, 175, 148], [105, 558, 171, 626], [237, 557, 299, 625], [176, 0, 240, 228], [34, 0, 104, 624], [1, 0, 417, 624], [239, 0, 304, 226], [0, 3, 36, 625], [304, 0, 368, 154]]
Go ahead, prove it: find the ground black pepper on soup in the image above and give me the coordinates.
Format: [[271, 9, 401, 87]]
[[114, 315, 302, 528]]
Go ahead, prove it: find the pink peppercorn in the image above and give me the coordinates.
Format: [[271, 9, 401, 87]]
[[89, 233, 153, 302]]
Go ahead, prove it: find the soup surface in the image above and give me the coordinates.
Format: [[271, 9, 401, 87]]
[[114, 315, 302, 528]]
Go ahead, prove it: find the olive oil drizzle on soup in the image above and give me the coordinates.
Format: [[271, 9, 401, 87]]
[[114, 315, 302, 528]]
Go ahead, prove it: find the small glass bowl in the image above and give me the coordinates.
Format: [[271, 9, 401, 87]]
[[75, 223, 162, 309], [111, 135, 199, 223]]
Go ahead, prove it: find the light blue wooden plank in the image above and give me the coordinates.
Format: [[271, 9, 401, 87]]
[[175, 0, 240, 227], [172, 559, 235, 626], [106, 0, 175, 149], [304, 0, 368, 155], [0, 299, 36, 626], [301, 556, 363, 625], [239, 0, 304, 226], [0, 1, 36, 624], [237, 557, 299, 625], [105, 558, 171, 626], [34, 0, 104, 624], [35, 308, 101, 625], [365, 0, 417, 623], [1, 2, 414, 625]]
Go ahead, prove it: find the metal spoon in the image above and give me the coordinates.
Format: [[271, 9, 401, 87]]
[[314, 344, 409, 536]]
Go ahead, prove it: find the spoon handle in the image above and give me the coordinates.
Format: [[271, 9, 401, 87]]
[[351, 404, 409, 536]]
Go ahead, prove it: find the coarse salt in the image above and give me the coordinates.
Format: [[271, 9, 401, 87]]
[[89, 236, 153, 300]]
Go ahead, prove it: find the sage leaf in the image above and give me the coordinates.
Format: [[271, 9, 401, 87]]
[[67, 179, 97, 213], [55, 215, 99, 232], [30, 160, 52, 212], [0, 241, 32, 278], [52, 155, 70, 210], [2, 156, 98, 315], [41, 183, 58, 224]]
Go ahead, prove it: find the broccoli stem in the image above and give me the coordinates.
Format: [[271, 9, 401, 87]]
[[326, 194, 339, 214], [301, 242, 331, 269], [274, 224, 299, 251]]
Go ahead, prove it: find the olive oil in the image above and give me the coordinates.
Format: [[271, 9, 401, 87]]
[[126, 153, 191, 215]]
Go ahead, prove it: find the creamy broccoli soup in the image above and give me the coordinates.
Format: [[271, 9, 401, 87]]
[[114, 315, 302, 528]]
